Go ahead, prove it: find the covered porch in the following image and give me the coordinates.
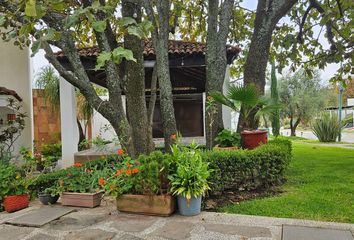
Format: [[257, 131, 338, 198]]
[[55, 40, 240, 166]]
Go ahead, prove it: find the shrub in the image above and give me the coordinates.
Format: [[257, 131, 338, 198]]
[[41, 143, 62, 160], [312, 113, 342, 142], [214, 129, 241, 147], [202, 139, 292, 195]]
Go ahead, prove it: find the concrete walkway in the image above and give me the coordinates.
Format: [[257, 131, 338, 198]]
[[0, 199, 353, 240]]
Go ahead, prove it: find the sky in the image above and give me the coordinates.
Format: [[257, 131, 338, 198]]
[[31, 1, 340, 85]]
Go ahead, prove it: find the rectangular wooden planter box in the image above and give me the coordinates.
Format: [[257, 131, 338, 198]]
[[61, 191, 104, 208], [116, 194, 175, 216]]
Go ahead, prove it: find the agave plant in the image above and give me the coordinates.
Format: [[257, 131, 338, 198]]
[[210, 84, 281, 130], [312, 113, 342, 142]]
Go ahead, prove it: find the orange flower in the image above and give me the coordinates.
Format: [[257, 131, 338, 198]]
[[73, 163, 82, 167], [127, 164, 133, 168], [115, 169, 124, 176], [109, 185, 114, 190], [170, 134, 177, 141], [132, 168, 139, 174], [98, 177, 106, 185], [126, 169, 132, 175], [207, 96, 214, 101], [117, 149, 124, 155]]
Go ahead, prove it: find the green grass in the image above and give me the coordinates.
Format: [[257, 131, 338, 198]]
[[219, 142, 354, 223]]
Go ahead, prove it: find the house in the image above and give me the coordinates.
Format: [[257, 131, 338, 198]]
[[55, 40, 240, 166], [0, 40, 33, 157]]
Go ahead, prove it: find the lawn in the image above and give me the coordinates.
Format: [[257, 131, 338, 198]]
[[219, 141, 354, 223]]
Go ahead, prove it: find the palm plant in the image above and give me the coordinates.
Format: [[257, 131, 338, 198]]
[[210, 84, 281, 130]]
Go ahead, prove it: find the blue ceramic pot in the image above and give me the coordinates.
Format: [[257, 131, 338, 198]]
[[177, 195, 202, 216]]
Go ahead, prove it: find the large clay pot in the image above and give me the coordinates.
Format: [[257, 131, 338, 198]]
[[241, 130, 267, 149], [3, 194, 29, 213], [116, 194, 175, 216]]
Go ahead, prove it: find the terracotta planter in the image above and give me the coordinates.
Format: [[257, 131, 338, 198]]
[[241, 130, 267, 149], [3, 194, 29, 213], [61, 191, 104, 208], [116, 194, 175, 216]]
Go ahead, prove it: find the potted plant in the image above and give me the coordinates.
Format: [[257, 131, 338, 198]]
[[105, 151, 176, 216], [214, 129, 240, 150], [168, 142, 210, 216], [0, 163, 29, 213], [52, 163, 107, 208], [210, 84, 280, 149], [38, 187, 60, 205]]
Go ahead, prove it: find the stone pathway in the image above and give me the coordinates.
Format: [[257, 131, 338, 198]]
[[0, 199, 353, 240]]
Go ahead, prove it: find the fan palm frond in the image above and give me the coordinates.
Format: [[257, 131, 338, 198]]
[[209, 91, 239, 112], [226, 84, 259, 107]]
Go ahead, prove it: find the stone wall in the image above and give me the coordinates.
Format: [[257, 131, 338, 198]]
[[32, 89, 61, 149]]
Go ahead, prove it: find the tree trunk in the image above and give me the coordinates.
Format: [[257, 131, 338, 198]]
[[122, 0, 153, 156], [239, 0, 298, 131], [205, 0, 234, 149], [143, 0, 177, 151], [290, 117, 301, 136], [77, 118, 86, 146]]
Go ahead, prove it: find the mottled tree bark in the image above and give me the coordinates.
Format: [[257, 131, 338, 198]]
[[239, 0, 298, 131], [122, 0, 153, 156], [143, 0, 177, 151], [205, 0, 234, 149]]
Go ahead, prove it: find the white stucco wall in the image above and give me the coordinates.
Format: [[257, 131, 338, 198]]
[[0, 40, 33, 155]]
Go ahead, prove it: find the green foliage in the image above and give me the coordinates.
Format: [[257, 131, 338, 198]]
[[210, 84, 281, 129], [0, 98, 27, 162], [40, 143, 62, 160], [279, 70, 331, 130], [203, 139, 292, 194], [270, 62, 280, 136], [312, 113, 342, 142], [0, 163, 28, 211], [168, 143, 210, 200], [214, 129, 240, 148]]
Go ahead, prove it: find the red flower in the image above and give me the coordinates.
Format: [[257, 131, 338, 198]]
[[98, 177, 106, 185], [132, 168, 139, 174], [117, 149, 124, 155], [115, 169, 124, 176], [109, 185, 114, 190], [126, 169, 132, 175], [73, 163, 82, 167]]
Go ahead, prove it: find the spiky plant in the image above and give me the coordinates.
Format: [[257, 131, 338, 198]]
[[312, 113, 342, 142]]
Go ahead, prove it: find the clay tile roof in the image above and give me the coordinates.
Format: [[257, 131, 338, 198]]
[[55, 39, 241, 59], [0, 87, 22, 101]]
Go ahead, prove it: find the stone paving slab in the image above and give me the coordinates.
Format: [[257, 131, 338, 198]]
[[5, 206, 75, 227], [64, 229, 116, 240], [0, 224, 34, 240], [282, 225, 354, 240], [204, 223, 272, 238], [151, 221, 194, 240]]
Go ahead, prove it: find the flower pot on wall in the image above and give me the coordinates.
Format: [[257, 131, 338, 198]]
[[3, 194, 29, 213], [116, 194, 175, 216], [177, 195, 202, 216], [241, 130, 267, 150], [61, 191, 104, 208]]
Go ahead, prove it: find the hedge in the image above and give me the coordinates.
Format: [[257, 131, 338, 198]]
[[28, 139, 291, 197], [202, 138, 292, 195]]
